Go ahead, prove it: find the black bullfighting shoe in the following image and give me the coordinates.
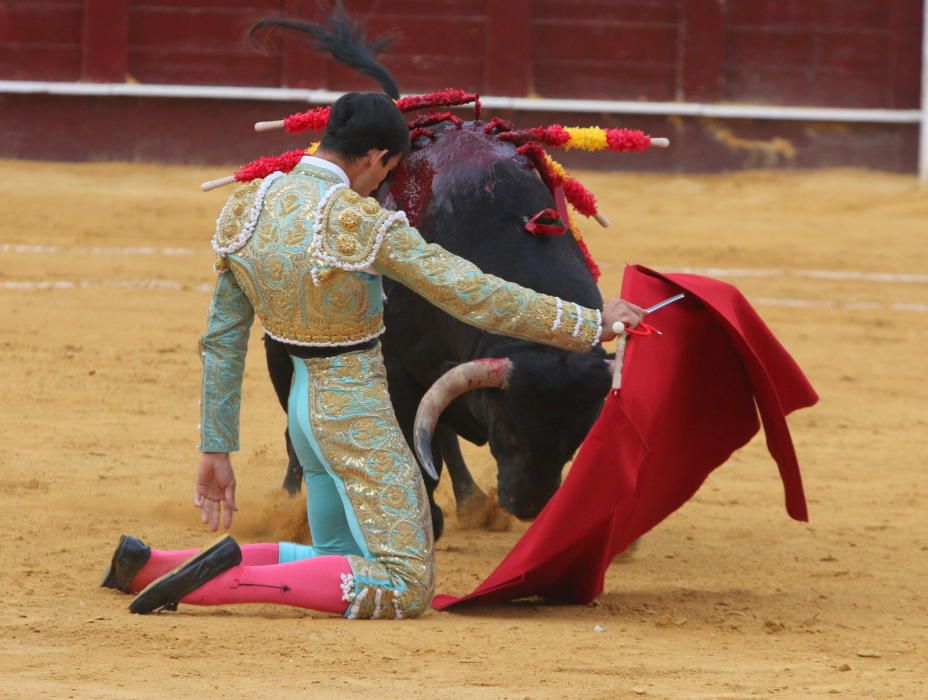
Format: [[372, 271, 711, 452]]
[[99, 535, 152, 593], [129, 535, 241, 615]]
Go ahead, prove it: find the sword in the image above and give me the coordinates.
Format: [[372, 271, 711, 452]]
[[644, 293, 685, 316], [612, 293, 685, 336]]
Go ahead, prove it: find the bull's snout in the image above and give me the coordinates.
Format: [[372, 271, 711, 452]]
[[497, 473, 561, 521], [498, 493, 545, 520]]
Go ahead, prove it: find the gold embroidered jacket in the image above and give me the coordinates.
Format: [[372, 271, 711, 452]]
[[199, 163, 603, 452]]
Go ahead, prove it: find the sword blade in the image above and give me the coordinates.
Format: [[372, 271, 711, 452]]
[[644, 293, 685, 316]]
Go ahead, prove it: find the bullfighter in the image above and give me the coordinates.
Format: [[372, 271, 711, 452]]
[[100, 91, 643, 619]]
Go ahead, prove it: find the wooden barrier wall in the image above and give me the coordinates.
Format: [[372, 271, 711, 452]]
[[0, 0, 923, 171], [2, 0, 922, 107]]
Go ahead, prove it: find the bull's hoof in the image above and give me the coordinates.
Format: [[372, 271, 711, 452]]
[[281, 468, 303, 496], [455, 491, 493, 529], [484, 500, 512, 532], [455, 490, 512, 532], [430, 501, 445, 540]]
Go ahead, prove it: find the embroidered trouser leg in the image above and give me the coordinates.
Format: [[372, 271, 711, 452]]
[[288, 346, 435, 619], [287, 405, 364, 558]]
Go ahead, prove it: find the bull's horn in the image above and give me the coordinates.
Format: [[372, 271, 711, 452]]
[[413, 358, 513, 481]]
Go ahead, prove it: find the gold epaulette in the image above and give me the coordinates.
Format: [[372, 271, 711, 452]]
[[210, 172, 291, 271], [212, 179, 263, 252], [317, 187, 406, 272]]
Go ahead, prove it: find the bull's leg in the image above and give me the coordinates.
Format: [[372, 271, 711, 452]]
[[435, 426, 510, 531], [434, 425, 489, 528], [282, 430, 303, 496], [264, 335, 303, 495]]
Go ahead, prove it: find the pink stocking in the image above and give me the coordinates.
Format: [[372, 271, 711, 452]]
[[127, 543, 280, 593], [180, 555, 352, 615]]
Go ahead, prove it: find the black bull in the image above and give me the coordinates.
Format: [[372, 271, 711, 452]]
[[266, 122, 611, 539]]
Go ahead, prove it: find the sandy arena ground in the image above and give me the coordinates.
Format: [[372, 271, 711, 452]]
[[0, 160, 926, 699]]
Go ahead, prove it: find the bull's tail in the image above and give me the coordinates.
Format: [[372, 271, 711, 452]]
[[248, 1, 400, 98]]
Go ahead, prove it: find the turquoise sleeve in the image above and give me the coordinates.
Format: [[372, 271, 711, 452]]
[[373, 224, 603, 352], [198, 270, 255, 452]]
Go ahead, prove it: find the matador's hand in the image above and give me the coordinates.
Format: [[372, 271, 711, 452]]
[[194, 452, 237, 531], [600, 299, 645, 342]]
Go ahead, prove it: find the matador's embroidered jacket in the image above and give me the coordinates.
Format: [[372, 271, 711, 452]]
[[199, 158, 604, 454]]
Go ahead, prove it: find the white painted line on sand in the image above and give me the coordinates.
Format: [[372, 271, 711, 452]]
[[0, 243, 197, 256], [672, 267, 928, 284], [3, 245, 924, 285], [1, 279, 212, 292], [2, 279, 925, 313], [753, 297, 928, 313]]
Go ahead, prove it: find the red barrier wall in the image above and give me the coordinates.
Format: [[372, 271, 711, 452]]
[[3, 0, 921, 105], [0, 0, 923, 171]]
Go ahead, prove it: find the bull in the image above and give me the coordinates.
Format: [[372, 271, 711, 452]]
[[376, 123, 612, 538]]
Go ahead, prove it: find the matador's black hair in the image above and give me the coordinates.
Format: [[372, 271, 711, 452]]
[[248, 1, 400, 99]]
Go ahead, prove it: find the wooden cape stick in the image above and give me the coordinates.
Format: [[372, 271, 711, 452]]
[[611, 322, 627, 390]]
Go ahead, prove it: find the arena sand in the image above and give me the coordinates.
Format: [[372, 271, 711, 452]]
[[0, 161, 925, 699]]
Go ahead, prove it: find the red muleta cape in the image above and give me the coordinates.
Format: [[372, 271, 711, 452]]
[[432, 265, 818, 610]]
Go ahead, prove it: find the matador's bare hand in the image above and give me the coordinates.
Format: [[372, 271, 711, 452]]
[[194, 452, 237, 531], [600, 299, 645, 342]]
